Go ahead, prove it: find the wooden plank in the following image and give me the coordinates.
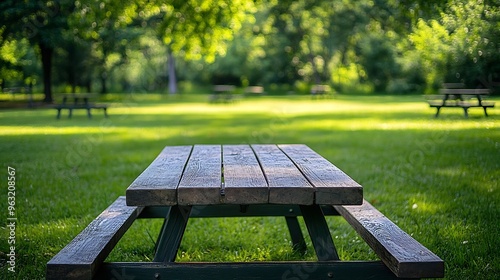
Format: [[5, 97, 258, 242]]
[[440, 88, 490, 95], [126, 146, 193, 206], [334, 200, 444, 278], [98, 261, 404, 280], [279, 144, 363, 205], [222, 145, 268, 204], [252, 144, 314, 205], [177, 145, 222, 205], [46, 197, 142, 280]]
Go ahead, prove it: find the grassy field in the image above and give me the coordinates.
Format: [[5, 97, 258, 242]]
[[0, 93, 499, 279]]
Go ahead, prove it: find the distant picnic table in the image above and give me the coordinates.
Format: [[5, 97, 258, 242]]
[[2, 86, 34, 107], [54, 94, 108, 119], [426, 83, 495, 117], [47, 144, 444, 280]]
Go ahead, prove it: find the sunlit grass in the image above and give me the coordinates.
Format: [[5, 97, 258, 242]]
[[0, 93, 498, 279]]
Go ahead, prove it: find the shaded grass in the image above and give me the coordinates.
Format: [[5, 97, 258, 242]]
[[0, 94, 499, 279]]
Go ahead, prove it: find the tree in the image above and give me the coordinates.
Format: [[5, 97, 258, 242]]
[[139, 0, 256, 94], [0, 0, 74, 102], [70, 0, 139, 94]]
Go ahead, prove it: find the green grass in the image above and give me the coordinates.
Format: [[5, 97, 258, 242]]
[[0, 93, 499, 279]]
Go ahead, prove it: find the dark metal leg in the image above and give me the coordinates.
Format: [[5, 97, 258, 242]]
[[300, 205, 339, 261], [153, 205, 192, 263], [87, 108, 92, 118], [435, 107, 441, 117], [483, 107, 489, 117], [285, 216, 307, 254], [69, 108, 73, 118], [463, 107, 469, 118], [56, 108, 61, 119], [103, 108, 108, 118]]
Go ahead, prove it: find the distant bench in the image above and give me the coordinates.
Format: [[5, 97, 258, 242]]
[[2, 87, 34, 107], [209, 85, 236, 103], [311, 84, 332, 98], [54, 94, 108, 119], [244, 86, 265, 96], [427, 85, 495, 117]]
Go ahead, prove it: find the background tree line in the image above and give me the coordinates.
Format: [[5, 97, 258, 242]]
[[1, 0, 499, 102]]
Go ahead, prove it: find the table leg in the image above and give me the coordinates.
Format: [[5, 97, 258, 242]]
[[300, 205, 339, 261], [284, 216, 307, 254], [153, 205, 192, 263]]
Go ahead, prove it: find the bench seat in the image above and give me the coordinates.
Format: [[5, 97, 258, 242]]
[[55, 104, 109, 119], [46, 197, 142, 280], [334, 200, 444, 279]]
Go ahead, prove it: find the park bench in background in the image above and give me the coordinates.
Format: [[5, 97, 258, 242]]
[[209, 85, 236, 103], [426, 83, 495, 117], [47, 144, 444, 280], [244, 86, 265, 96], [2, 86, 34, 107], [311, 84, 332, 98], [54, 94, 108, 119]]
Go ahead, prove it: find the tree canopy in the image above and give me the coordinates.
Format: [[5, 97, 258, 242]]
[[1, 0, 499, 100]]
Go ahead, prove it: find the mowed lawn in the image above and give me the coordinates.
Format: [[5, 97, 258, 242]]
[[0, 94, 499, 279]]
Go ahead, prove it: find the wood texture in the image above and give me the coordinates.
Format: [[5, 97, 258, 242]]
[[177, 145, 222, 205], [252, 144, 314, 205], [334, 200, 444, 278], [46, 197, 142, 280], [98, 261, 403, 280], [279, 144, 363, 205], [126, 146, 192, 206], [222, 145, 268, 204]]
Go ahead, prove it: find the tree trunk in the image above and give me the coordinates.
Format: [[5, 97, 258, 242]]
[[100, 71, 107, 94], [40, 42, 53, 103], [167, 50, 177, 94]]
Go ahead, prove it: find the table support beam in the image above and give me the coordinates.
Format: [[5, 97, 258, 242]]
[[300, 205, 339, 261], [153, 205, 192, 263], [285, 217, 307, 254], [98, 261, 406, 280]]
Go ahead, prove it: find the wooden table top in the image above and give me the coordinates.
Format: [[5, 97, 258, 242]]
[[126, 144, 363, 206]]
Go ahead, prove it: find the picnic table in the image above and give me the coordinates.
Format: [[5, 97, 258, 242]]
[[209, 85, 236, 103], [427, 86, 495, 117], [54, 94, 108, 119], [46, 144, 444, 280]]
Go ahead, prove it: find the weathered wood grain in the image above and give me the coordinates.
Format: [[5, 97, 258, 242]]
[[126, 146, 192, 206], [279, 144, 363, 205], [252, 144, 314, 205], [222, 145, 268, 204], [177, 145, 222, 205], [334, 200, 444, 278], [46, 196, 142, 280], [97, 261, 402, 280]]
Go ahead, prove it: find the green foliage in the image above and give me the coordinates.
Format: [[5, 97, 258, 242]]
[[407, 19, 451, 93], [1, 0, 500, 96]]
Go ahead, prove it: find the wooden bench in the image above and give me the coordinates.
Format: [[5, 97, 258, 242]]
[[209, 85, 236, 103], [47, 144, 444, 280], [55, 94, 108, 119], [2, 86, 34, 107], [244, 86, 265, 96], [335, 200, 443, 278], [311, 84, 332, 98], [427, 86, 495, 117]]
